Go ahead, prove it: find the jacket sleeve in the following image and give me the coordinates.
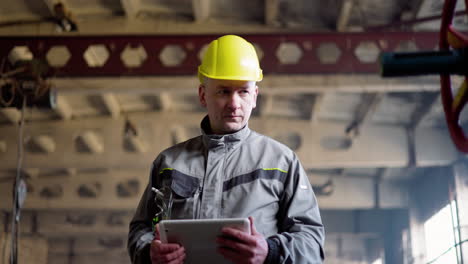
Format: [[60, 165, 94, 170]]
[[269, 154, 325, 264], [128, 163, 159, 264]]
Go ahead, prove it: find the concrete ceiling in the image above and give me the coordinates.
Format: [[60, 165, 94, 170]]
[[1, 0, 466, 210], [0, 0, 467, 263]]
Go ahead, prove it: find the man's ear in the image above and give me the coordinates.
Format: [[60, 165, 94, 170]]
[[199, 84, 207, 108], [252, 85, 259, 109]]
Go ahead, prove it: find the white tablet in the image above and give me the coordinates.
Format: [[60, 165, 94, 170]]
[[159, 218, 251, 264]]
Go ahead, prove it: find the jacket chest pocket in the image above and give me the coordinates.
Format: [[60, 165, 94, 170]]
[[169, 174, 201, 219]]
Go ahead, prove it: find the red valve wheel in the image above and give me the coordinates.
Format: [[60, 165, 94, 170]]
[[439, 0, 468, 152]]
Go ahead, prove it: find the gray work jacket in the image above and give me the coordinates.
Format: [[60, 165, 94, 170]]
[[128, 117, 325, 263]]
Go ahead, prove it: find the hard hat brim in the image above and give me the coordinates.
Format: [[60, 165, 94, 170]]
[[198, 67, 263, 83]]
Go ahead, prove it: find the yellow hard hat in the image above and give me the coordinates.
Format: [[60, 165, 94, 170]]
[[198, 35, 263, 83]]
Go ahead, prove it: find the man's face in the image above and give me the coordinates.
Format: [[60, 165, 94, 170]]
[[199, 78, 258, 134]]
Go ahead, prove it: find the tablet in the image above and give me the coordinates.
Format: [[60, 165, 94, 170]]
[[159, 218, 251, 264]]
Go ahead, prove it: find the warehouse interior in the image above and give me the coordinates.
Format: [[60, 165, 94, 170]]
[[0, 0, 468, 263]]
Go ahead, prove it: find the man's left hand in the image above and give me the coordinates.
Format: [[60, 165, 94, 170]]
[[217, 216, 268, 264]]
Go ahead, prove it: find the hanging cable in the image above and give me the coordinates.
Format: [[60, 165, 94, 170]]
[[9, 95, 27, 264], [426, 239, 468, 264], [0, 80, 17, 107]]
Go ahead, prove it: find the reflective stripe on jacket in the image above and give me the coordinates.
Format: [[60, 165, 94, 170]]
[[128, 116, 325, 263]]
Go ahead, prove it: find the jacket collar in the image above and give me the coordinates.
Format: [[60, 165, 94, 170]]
[[200, 115, 250, 149]]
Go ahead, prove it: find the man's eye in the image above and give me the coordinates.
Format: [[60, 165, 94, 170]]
[[240, 90, 249, 94]]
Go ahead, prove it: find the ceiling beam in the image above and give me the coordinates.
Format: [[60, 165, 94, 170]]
[[322, 209, 409, 235], [192, 0, 210, 22], [126, 135, 147, 153], [413, 0, 446, 30], [313, 173, 408, 209], [79, 131, 104, 153], [0, 169, 407, 210], [41, 0, 61, 16], [0, 112, 458, 170], [55, 95, 73, 120], [409, 93, 440, 129], [65, 168, 77, 176], [38, 210, 134, 236], [32, 135, 56, 153], [22, 168, 40, 179], [157, 92, 172, 111], [265, 0, 280, 26], [357, 93, 384, 124], [120, 0, 141, 19], [336, 0, 354, 31], [415, 127, 459, 166], [0, 16, 317, 34], [123, 119, 148, 153], [310, 94, 324, 123], [0, 170, 143, 210], [53, 75, 440, 96], [3, 210, 405, 239], [101, 93, 121, 119], [346, 93, 384, 137], [0, 108, 21, 124]]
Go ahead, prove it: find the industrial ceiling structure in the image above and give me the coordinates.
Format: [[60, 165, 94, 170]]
[[0, 0, 468, 263]]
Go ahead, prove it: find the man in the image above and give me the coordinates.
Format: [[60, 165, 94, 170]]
[[128, 35, 325, 264]]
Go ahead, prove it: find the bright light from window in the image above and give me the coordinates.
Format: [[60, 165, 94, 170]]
[[424, 202, 458, 264], [371, 258, 382, 264]]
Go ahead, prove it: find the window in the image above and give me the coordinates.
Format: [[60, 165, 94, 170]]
[[424, 200, 460, 264]]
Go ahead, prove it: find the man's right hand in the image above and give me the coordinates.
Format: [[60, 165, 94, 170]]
[[150, 239, 186, 264], [150, 224, 186, 264]]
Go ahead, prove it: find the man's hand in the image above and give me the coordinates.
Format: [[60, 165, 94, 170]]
[[150, 224, 186, 264], [217, 216, 268, 264]]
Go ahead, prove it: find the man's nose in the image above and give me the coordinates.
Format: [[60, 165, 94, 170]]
[[227, 93, 241, 109]]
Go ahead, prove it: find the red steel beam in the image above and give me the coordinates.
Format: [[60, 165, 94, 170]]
[[0, 33, 440, 77]]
